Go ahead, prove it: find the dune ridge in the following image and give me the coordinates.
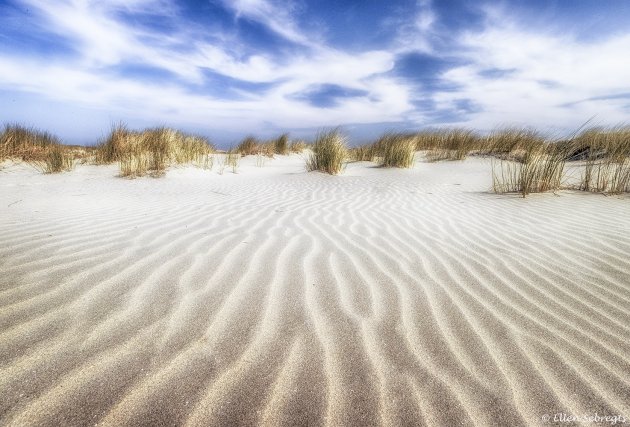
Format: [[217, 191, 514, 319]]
[[1, 156, 629, 426]]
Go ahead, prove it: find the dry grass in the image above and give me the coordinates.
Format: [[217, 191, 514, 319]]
[[419, 128, 481, 161], [0, 124, 78, 173], [305, 129, 347, 175], [372, 133, 416, 168], [348, 144, 376, 162], [290, 140, 308, 153], [30, 145, 75, 173], [95, 124, 215, 177], [218, 149, 241, 174], [1, 124, 61, 162], [492, 143, 569, 197], [483, 127, 547, 161], [237, 136, 261, 156], [272, 133, 289, 155], [4, 122, 630, 193], [237, 135, 282, 157], [572, 126, 630, 193]]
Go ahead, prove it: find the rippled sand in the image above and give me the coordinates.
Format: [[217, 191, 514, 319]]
[[1, 155, 629, 426]]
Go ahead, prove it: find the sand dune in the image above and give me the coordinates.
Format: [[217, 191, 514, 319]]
[[1, 155, 629, 426]]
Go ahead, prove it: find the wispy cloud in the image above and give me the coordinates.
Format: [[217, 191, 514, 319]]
[[219, 0, 317, 48], [423, 6, 630, 130]]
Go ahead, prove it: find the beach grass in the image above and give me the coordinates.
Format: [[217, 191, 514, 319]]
[[305, 129, 348, 175], [290, 140, 308, 153], [416, 128, 481, 161], [492, 142, 569, 197], [272, 133, 289, 155], [33, 144, 75, 173], [237, 136, 261, 156], [218, 149, 241, 174], [1, 124, 62, 162], [0, 124, 80, 173], [348, 144, 376, 162], [3, 121, 630, 193], [95, 124, 215, 177], [572, 126, 630, 193], [483, 127, 547, 160], [372, 132, 416, 168]]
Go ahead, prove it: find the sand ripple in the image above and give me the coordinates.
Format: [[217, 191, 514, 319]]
[[1, 159, 629, 426]]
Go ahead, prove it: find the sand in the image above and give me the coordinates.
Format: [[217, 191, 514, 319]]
[[1, 154, 629, 426]]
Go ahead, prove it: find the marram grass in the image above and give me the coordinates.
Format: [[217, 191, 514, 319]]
[[374, 133, 416, 168], [2, 121, 630, 193], [95, 124, 215, 177], [305, 129, 348, 175]]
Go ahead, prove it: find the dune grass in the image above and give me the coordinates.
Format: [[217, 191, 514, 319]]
[[372, 133, 416, 168], [272, 133, 289, 155], [95, 124, 215, 177], [3, 122, 630, 193], [290, 140, 307, 153], [348, 144, 377, 162], [419, 128, 481, 161], [1, 124, 61, 162], [217, 149, 241, 174], [492, 141, 570, 197], [32, 145, 75, 173], [237, 134, 293, 157], [483, 128, 547, 161], [1, 124, 77, 173], [236, 136, 261, 156], [305, 129, 348, 175], [572, 126, 630, 194]]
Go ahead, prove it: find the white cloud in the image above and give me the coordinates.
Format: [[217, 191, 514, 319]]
[[10, 1, 628, 141], [429, 10, 630, 132], [0, 0, 416, 137], [392, 0, 436, 54], [220, 0, 317, 47]]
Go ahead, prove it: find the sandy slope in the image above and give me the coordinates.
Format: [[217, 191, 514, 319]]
[[1, 154, 629, 426]]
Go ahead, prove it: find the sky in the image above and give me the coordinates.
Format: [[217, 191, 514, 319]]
[[1, 0, 630, 146]]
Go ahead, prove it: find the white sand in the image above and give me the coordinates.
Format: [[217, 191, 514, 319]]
[[1, 154, 629, 426]]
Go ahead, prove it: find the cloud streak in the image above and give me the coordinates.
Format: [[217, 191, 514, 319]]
[[429, 10, 630, 130]]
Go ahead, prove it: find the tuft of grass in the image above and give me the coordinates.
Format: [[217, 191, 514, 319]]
[[418, 128, 481, 161], [1, 124, 61, 162], [272, 133, 289, 155], [259, 142, 276, 157], [95, 124, 214, 177], [348, 144, 376, 162], [305, 129, 348, 175], [290, 140, 307, 153], [119, 149, 148, 178], [218, 149, 241, 174], [227, 150, 240, 173], [237, 136, 260, 156], [94, 123, 132, 164], [414, 130, 444, 151], [176, 134, 216, 168], [30, 145, 75, 173], [492, 143, 569, 197], [373, 133, 416, 168], [42, 145, 75, 173], [483, 127, 546, 161], [572, 126, 630, 193], [0, 124, 79, 173]]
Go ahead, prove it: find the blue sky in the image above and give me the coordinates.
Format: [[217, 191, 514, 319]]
[[1, 0, 630, 146]]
